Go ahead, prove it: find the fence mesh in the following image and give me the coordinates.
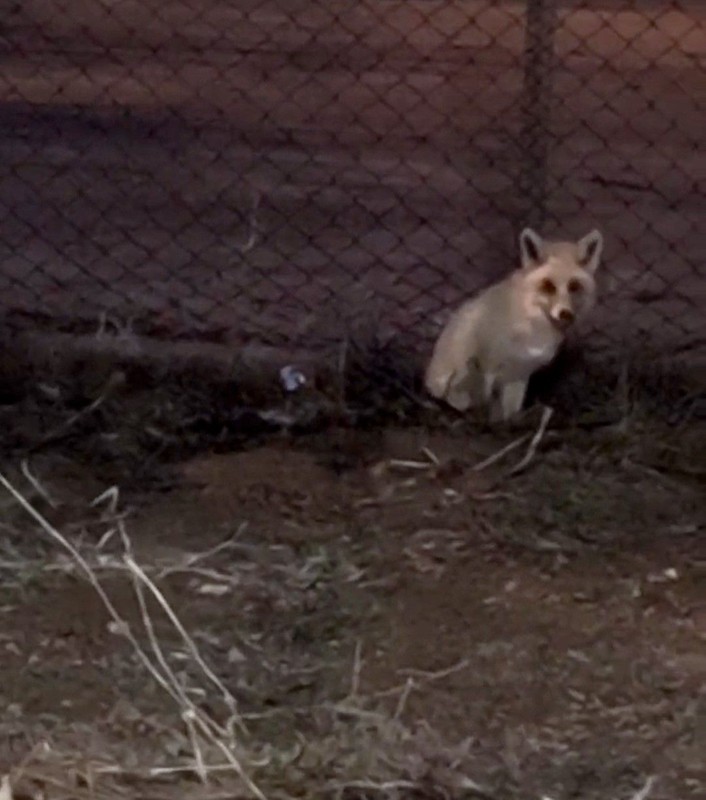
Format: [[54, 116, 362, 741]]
[[1, 1, 704, 386]]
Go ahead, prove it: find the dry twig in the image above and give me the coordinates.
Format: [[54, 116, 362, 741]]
[[507, 405, 554, 475], [20, 460, 58, 509], [628, 776, 656, 800], [30, 371, 124, 452], [472, 434, 530, 472]]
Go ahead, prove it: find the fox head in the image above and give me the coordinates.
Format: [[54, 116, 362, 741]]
[[518, 227, 603, 330]]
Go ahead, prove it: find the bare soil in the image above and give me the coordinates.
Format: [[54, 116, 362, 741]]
[[0, 1, 703, 796], [0, 399, 703, 800]]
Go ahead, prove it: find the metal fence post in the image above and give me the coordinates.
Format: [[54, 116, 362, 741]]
[[520, 0, 558, 231]]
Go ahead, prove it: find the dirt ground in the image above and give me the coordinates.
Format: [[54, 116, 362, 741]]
[[0, 373, 703, 800], [0, 3, 704, 794]]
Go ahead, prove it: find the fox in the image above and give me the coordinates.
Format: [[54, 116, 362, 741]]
[[424, 227, 604, 421]]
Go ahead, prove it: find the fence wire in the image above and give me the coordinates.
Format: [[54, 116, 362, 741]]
[[0, 1, 704, 377]]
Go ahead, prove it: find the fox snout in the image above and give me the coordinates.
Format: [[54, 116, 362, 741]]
[[550, 306, 575, 328]]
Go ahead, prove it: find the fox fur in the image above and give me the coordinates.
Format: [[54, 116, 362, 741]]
[[425, 227, 604, 421]]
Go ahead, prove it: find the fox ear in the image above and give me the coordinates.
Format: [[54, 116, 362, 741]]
[[519, 228, 544, 270], [577, 229, 603, 274]]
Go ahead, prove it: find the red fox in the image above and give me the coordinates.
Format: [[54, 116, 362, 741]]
[[425, 228, 604, 421]]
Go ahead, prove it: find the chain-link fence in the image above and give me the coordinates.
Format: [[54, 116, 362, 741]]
[[1, 1, 704, 387]]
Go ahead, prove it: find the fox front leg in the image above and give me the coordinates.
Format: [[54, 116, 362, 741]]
[[446, 382, 473, 411], [499, 379, 528, 421], [445, 358, 486, 412], [445, 368, 479, 411]]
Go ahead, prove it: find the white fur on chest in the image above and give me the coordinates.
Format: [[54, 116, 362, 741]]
[[507, 320, 561, 370], [524, 342, 556, 361]]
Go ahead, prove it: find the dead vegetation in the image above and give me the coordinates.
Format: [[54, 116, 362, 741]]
[[0, 342, 703, 800]]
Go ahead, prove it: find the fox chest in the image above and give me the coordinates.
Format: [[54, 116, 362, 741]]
[[521, 339, 558, 364], [486, 325, 560, 378]]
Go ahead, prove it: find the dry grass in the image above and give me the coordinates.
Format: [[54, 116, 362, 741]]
[[0, 442, 701, 800], [0, 469, 505, 800], [0, 473, 265, 798], [0, 344, 702, 800]]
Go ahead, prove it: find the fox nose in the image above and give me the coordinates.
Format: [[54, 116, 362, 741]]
[[557, 308, 575, 325]]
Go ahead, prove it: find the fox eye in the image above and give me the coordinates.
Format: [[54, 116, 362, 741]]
[[539, 278, 556, 295], [568, 279, 583, 294]]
